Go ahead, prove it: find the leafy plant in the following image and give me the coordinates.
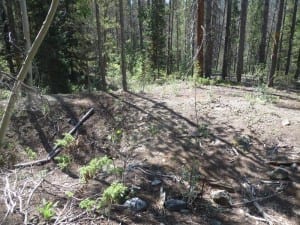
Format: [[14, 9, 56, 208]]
[[107, 128, 123, 144], [25, 147, 37, 160], [0, 89, 11, 100], [79, 198, 96, 211], [79, 155, 123, 182], [38, 199, 58, 221], [55, 133, 75, 148], [65, 191, 74, 198], [148, 124, 159, 136], [54, 154, 72, 170], [198, 124, 210, 138], [245, 85, 279, 104], [180, 161, 202, 205], [98, 182, 128, 208]]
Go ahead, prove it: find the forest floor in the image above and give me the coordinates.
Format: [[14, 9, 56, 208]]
[[0, 81, 299, 225]]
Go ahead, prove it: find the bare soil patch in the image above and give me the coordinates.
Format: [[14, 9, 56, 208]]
[[0, 82, 299, 225]]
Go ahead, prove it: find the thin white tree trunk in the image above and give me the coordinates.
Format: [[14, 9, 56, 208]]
[[0, 0, 59, 146]]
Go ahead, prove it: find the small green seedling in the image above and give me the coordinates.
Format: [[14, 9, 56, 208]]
[[65, 191, 74, 198], [55, 133, 75, 148], [38, 199, 58, 221], [107, 129, 123, 144], [98, 182, 128, 208], [79, 156, 113, 182], [79, 198, 97, 211], [25, 147, 37, 160], [54, 154, 72, 170]]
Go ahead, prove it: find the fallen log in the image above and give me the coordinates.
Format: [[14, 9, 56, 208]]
[[14, 108, 94, 168]]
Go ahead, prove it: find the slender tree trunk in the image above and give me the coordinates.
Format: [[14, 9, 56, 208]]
[[295, 47, 300, 80], [268, 0, 284, 87], [258, 0, 269, 65], [204, 0, 213, 78], [2, 3, 15, 74], [236, 0, 248, 82], [222, 0, 232, 80], [137, 0, 144, 50], [167, 0, 174, 75], [285, 0, 298, 75], [266, 3, 277, 65], [5, 0, 22, 69], [215, 2, 226, 71], [276, 0, 287, 72], [0, 0, 59, 146], [94, 0, 106, 90], [176, 5, 180, 72], [19, 0, 32, 86], [119, 0, 127, 91], [197, 0, 204, 77]]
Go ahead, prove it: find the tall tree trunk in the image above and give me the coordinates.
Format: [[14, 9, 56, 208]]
[[167, 0, 174, 75], [2, 3, 15, 74], [295, 47, 300, 80], [19, 0, 32, 86], [0, 0, 59, 146], [137, 0, 144, 50], [197, 0, 204, 77], [268, 0, 284, 87], [119, 0, 127, 91], [258, 0, 269, 65], [266, 2, 277, 65], [204, 0, 213, 78], [215, 2, 226, 71], [222, 0, 232, 80], [285, 0, 298, 75], [4, 0, 22, 70], [94, 0, 106, 90], [236, 0, 248, 82], [276, 0, 287, 71]]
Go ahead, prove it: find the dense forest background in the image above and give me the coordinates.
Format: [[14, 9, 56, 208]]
[[0, 0, 300, 93]]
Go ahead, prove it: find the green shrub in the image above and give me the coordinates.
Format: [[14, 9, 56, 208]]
[[55, 133, 75, 148], [38, 199, 57, 221], [98, 182, 127, 208], [79, 198, 96, 211], [79, 156, 113, 182], [25, 147, 37, 160], [54, 154, 72, 170]]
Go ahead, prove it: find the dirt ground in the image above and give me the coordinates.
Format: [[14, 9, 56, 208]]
[[0, 81, 299, 225]]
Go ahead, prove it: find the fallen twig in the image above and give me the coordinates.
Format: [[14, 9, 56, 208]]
[[14, 108, 94, 168], [241, 180, 274, 225]]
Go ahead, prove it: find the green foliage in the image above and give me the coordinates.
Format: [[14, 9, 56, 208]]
[[107, 128, 123, 144], [0, 89, 10, 100], [148, 124, 159, 136], [54, 154, 72, 170], [79, 198, 97, 211], [38, 199, 58, 221], [25, 147, 37, 160], [180, 161, 202, 204], [98, 182, 127, 208], [65, 191, 74, 198], [79, 155, 123, 183], [55, 133, 75, 148], [147, 0, 166, 79], [197, 124, 210, 138], [245, 85, 279, 104], [194, 77, 216, 86]]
